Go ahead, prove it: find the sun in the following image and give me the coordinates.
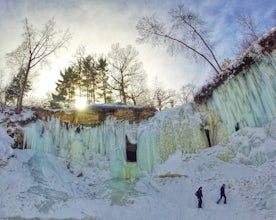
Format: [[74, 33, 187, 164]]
[[75, 96, 87, 109]]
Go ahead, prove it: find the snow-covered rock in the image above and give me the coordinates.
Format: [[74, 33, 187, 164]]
[[0, 127, 14, 166]]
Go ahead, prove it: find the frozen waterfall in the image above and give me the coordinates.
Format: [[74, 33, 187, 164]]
[[207, 51, 276, 133], [23, 117, 160, 179], [23, 104, 209, 179]]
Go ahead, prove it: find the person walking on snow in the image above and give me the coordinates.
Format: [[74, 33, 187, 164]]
[[195, 186, 203, 208], [217, 184, 227, 204]]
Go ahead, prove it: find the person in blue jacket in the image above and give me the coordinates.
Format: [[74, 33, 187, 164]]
[[195, 186, 203, 208], [217, 184, 227, 204]]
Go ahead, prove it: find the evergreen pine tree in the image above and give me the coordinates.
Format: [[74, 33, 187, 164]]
[[82, 55, 99, 103], [5, 68, 31, 105], [50, 67, 79, 108], [96, 57, 113, 103]]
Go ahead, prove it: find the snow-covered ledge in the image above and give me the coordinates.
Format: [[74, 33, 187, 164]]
[[32, 104, 157, 126]]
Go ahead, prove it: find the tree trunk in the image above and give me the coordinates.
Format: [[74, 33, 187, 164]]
[[16, 62, 31, 114]]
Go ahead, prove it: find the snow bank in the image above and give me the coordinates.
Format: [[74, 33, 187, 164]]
[[0, 127, 14, 166], [0, 106, 35, 166], [216, 119, 276, 166]]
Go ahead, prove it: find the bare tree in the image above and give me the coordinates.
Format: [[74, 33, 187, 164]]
[[108, 43, 146, 104], [237, 14, 259, 52], [152, 79, 174, 110], [24, 94, 51, 107], [178, 83, 196, 104], [127, 74, 149, 106], [155, 87, 175, 111], [136, 4, 222, 75], [6, 18, 70, 113]]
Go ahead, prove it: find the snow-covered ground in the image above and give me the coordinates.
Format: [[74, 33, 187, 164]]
[[0, 107, 275, 220]]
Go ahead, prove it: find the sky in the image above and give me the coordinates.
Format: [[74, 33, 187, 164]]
[[0, 0, 275, 99]]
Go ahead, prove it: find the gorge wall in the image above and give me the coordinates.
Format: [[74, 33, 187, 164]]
[[19, 28, 276, 179], [32, 104, 157, 126], [22, 104, 209, 179], [195, 27, 276, 139]]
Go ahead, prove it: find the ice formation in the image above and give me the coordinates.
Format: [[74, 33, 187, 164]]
[[22, 44, 276, 180], [207, 51, 276, 134], [23, 104, 210, 179]]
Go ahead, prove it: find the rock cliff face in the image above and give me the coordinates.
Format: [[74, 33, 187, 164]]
[[31, 105, 157, 127], [3, 105, 156, 149]]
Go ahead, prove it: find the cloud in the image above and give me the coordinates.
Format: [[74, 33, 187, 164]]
[[0, 0, 275, 99]]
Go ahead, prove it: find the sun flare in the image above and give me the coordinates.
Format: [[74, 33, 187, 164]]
[[75, 97, 87, 109]]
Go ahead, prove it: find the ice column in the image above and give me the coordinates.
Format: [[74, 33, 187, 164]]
[[207, 51, 276, 133], [137, 129, 159, 174]]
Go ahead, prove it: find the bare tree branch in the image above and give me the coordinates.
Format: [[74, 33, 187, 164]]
[[169, 5, 222, 72], [6, 18, 71, 113], [108, 43, 146, 104], [236, 13, 259, 53], [136, 5, 221, 75]]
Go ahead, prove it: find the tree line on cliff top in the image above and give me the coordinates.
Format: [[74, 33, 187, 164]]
[[1, 4, 275, 113]]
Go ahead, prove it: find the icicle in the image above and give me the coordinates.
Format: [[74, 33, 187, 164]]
[[137, 129, 159, 174], [207, 51, 276, 133]]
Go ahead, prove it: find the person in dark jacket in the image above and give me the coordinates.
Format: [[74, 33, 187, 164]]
[[217, 184, 226, 204], [195, 186, 203, 208]]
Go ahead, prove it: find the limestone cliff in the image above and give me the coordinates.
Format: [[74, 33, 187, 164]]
[[31, 105, 157, 126], [3, 105, 156, 149]]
